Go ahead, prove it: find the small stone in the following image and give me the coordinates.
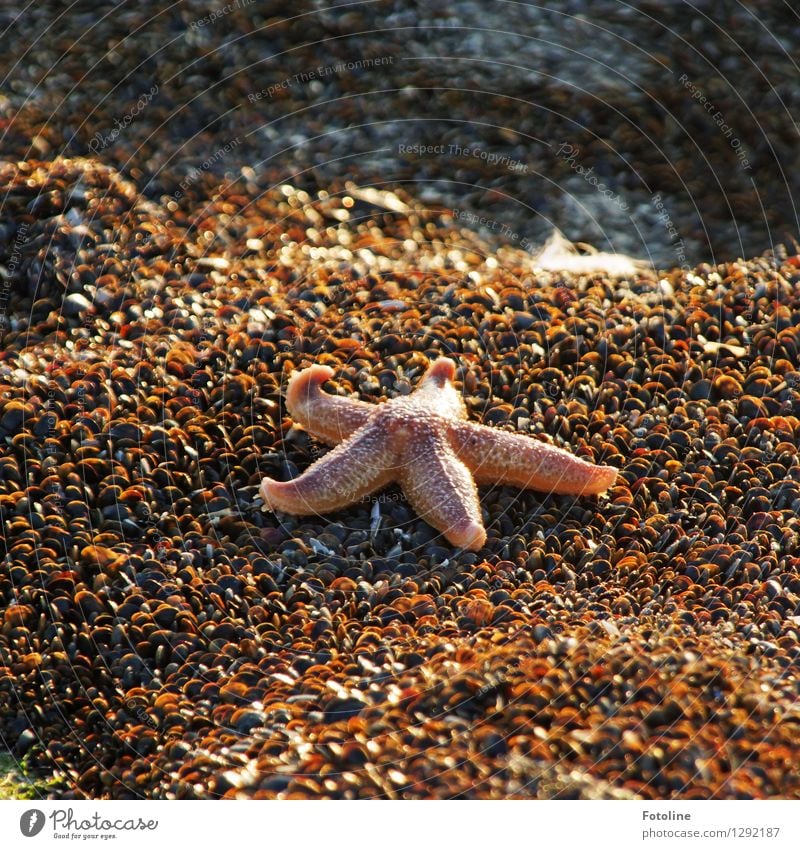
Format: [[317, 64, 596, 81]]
[[63, 293, 93, 317]]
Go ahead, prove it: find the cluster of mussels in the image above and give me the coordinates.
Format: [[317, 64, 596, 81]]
[[1, 156, 800, 798]]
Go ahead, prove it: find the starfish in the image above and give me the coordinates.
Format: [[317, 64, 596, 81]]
[[260, 358, 617, 550]]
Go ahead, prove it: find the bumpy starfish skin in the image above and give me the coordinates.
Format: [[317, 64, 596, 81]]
[[260, 358, 617, 550]]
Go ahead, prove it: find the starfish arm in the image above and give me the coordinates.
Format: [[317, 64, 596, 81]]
[[449, 421, 617, 496], [260, 421, 396, 515], [285, 364, 374, 446], [400, 433, 486, 551], [413, 357, 469, 420]]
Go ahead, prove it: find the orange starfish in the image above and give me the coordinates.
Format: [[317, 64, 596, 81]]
[[260, 358, 617, 550]]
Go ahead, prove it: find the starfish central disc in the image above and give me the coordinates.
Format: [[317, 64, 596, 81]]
[[260, 358, 617, 550]]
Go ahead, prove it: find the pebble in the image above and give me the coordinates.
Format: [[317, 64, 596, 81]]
[[63, 293, 93, 317]]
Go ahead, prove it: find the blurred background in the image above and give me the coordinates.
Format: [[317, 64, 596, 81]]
[[1, 0, 798, 269]]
